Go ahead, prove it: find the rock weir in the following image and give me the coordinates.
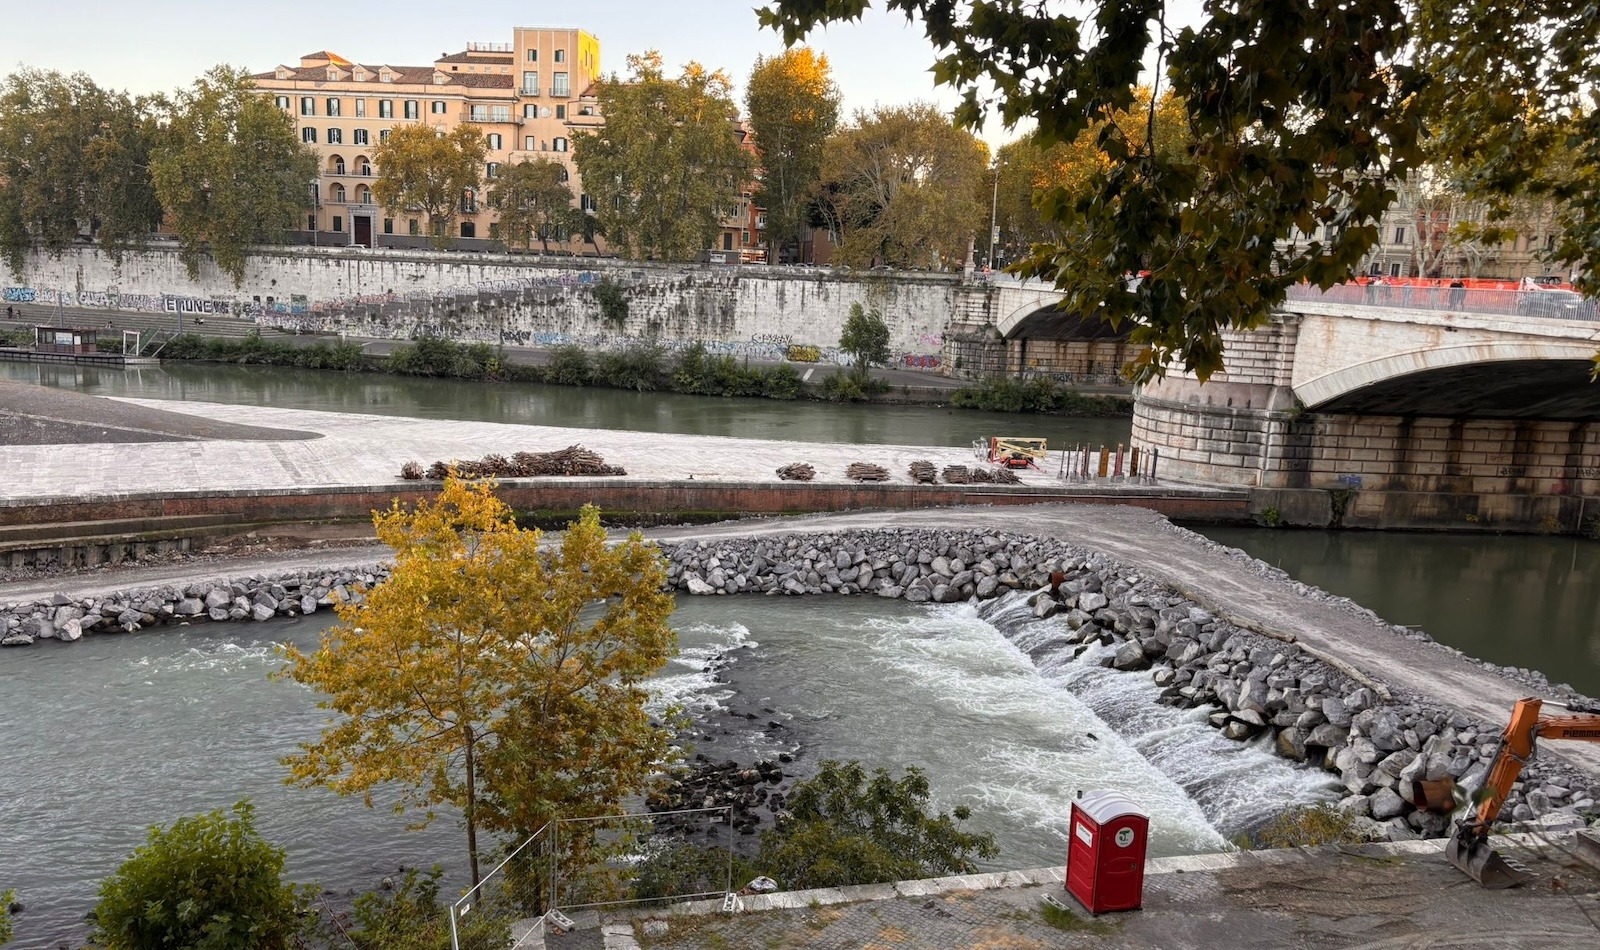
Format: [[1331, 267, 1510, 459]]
[[5, 526, 1596, 843]]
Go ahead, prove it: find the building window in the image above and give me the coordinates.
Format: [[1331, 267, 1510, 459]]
[[331, 183, 346, 203], [522, 71, 539, 95], [353, 128, 369, 145], [461, 221, 476, 238], [1389, 262, 1401, 277], [307, 213, 317, 231], [487, 133, 502, 150], [1394, 226, 1406, 244], [302, 127, 317, 144], [356, 158, 371, 175], [332, 215, 343, 232], [554, 49, 565, 63], [327, 128, 343, 144], [327, 98, 341, 117], [559, 166, 569, 182], [431, 100, 447, 114], [486, 162, 500, 179], [408, 219, 419, 236], [383, 218, 393, 234], [275, 95, 291, 111], [527, 48, 538, 62], [380, 129, 391, 143], [379, 99, 393, 118], [461, 189, 478, 213], [355, 99, 367, 117], [552, 137, 567, 152], [523, 136, 535, 150], [555, 104, 565, 119], [300, 97, 316, 116], [332, 157, 345, 175], [523, 104, 538, 119], [404, 100, 419, 119], [552, 73, 569, 97], [742, 230, 751, 245], [580, 193, 595, 212]]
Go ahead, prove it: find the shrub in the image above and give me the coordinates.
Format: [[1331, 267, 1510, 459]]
[[1, 886, 12, 946], [544, 343, 593, 386], [593, 343, 666, 392], [90, 801, 309, 950], [818, 369, 867, 402], [754, 761, 996, 890], [388, 335, 465, 377], [592, 278, 629, 325], [762, 363, 804, 400], [951, 377, 1132, 416], [631, 841, 755, 905], [670, 343, 715, 395], [1240, 803, 1371, 850], [340, 866, 506, 950]]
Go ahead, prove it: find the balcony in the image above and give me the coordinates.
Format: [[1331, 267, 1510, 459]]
[[466, 112, 514, 124], [521, 86, 540, 96]]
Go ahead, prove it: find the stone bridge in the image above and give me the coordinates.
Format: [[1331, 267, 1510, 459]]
[[1128, 293, 1600, 533]]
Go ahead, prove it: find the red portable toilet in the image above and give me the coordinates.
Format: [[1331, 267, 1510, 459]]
[[1065, 790, 1149, 914]]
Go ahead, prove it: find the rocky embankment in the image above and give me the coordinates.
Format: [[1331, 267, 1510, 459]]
[[5, 527, 1597, 843]]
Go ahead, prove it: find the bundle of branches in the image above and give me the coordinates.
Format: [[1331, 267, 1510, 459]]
[[991, 467, 1022, 485], [908, 460, 937, 484], [846, 462, 891, 482], [942, 465, 971, 484], [399, 461, 425, 480], [419, 445, 626, 480], [777, 462, 816, 481]]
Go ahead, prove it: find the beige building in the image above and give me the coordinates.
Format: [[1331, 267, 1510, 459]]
[[253, 28, 600, 248]]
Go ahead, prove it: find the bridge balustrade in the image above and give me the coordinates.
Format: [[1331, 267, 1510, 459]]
[[1286, 282, 1598, 322]]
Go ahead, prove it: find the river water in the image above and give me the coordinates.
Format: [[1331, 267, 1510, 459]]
[[0, 361, 1133, 450], [0, 596, 1336, 945]]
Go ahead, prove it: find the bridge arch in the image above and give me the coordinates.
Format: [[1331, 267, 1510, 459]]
[[1295, 340, 1600, 419]]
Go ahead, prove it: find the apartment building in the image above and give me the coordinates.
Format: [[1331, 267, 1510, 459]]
[[252, 27, 600, 247]]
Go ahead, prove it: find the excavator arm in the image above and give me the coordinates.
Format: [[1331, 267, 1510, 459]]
[[1447, 697, 1600, 888]]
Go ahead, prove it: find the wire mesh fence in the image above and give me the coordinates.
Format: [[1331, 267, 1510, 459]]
[[448, 805, 736, 950]]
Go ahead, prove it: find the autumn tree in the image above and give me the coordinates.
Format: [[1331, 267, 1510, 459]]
[[573, 51, 756, 261], [0, 68, 163, 275], [372, 124, 487, 247], [815, 102, 988, 269], [759, 1, 1600, 381], [150, 65, 316, 285], [745, 48, 841, 262], [90, 802, 308, 950], [488, 158, 580, 252], [280, 481, 675, 888]]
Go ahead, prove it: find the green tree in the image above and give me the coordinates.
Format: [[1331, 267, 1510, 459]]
[[838, 302, 890, 379], [573, 51, 756, 261], [0, 887, 12, 946], [89, 801, 307, 950], [487, 157, 578, 252], [0, 68, 163, 274], [760, 2, 1600, 381], [815, 102, 988, 269], [745, 48, 841, 262], [151, 65, 316, 285], [280, 481, 675, 888], [373, 124, 487, 247], [755, 760, 997, 889]]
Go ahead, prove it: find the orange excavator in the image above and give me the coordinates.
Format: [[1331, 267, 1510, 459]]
[[1447, 697, 1600, 888]]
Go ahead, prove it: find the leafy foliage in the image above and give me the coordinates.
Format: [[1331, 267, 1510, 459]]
[[816, 103, 988, 269], [280, 485, 676, 887], [159, 331, 369, 370], [744, 49, 842, 261], [544, 343, 593, 386], [837, 302, 890, 377], [372, 125, 487, 246], [488, 158, 580, 252], [755, 760, 997, 889], [759, 2, 1445, 381], [340, 866, 506, 950], [387, 335, 503, 379], [89, 801, 308, 950], [950, 377, 1133, 416], [593, 342, 665, 391], [0, 68, 162, 274], [573, 52, 756, 261], [0, 887, 12, 946], [591, 277, 630, 325], [151, 66, 316, 286], [1240, 803, 1373, 850]]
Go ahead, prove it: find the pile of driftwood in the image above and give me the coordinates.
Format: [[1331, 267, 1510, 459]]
[[940, 464, 1021, 485], [846, 462, 891, 482], [908, 460, 937, 484], [776, 462, 816, 481], [403, 446, 626, 480]]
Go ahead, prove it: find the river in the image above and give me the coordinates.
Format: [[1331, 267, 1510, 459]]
[[0, 597, 1335, 946]]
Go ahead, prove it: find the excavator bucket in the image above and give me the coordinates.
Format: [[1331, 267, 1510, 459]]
[[1446, 828, 1533, 889]]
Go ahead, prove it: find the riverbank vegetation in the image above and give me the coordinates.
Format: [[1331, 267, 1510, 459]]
[[132, 330, 1126, 414]]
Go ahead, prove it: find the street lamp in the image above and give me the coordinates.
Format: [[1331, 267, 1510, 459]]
[[987, 158, 1004, 272]]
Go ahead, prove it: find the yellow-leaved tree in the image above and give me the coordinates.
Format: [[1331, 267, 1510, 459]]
[[279, 480, 676, 889]]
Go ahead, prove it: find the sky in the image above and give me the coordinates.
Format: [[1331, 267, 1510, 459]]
[[0, 0, 1028, 146]]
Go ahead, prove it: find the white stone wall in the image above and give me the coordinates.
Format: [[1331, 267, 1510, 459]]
[[4, 246, 963, 365]]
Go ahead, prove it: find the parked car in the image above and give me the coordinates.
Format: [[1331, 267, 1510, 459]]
[[1516, 288, 1594, 319]]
